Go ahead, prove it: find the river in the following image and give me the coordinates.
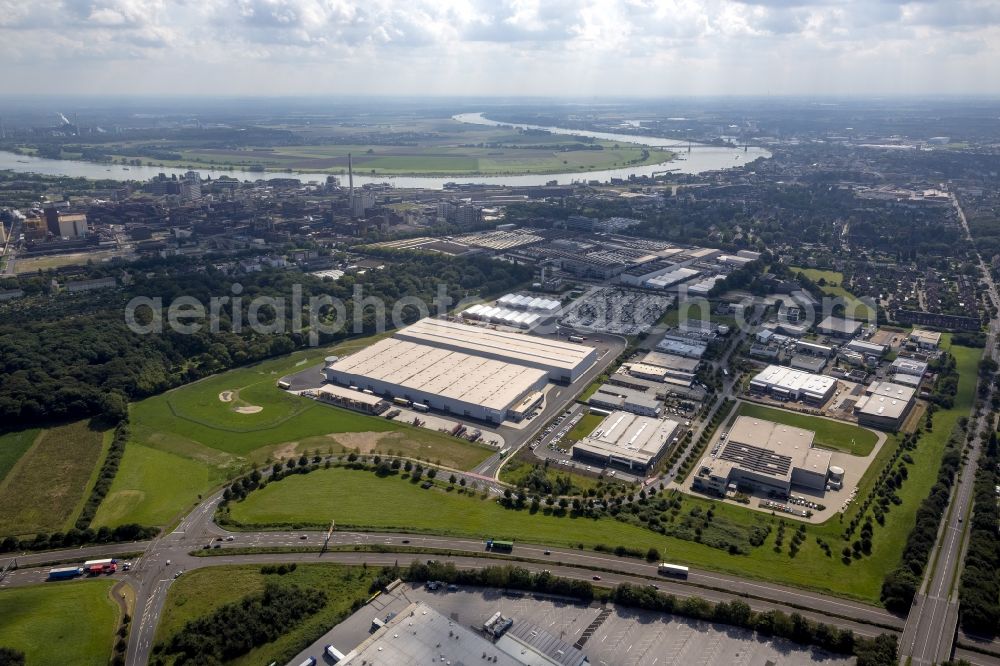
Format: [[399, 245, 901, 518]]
[[0, 113, 769, 190]]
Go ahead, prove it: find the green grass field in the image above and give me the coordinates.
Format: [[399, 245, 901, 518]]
[[499, 457, 603, 494], [227, 342, 980, 604], [0, 429, 38, 483], [735, 402, 879, 456], [791, 267, 875, 320], [0, 421, 107, 536], [564, 413, 604, 442], [105, 332, 492, 528], [0, 580, 118, 665], [154, 564, 376, 666]]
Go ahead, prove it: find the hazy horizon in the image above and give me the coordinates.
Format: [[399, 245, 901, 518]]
[[2, 0, 999, 97]]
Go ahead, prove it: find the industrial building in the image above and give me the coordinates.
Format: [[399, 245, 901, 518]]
[[394, 318, 596, 382], [817, 316, 863, 338], [854, 381, 916, 431], [461, 304, 542, 329], [571, 411, 680, 472], [891, 357, 928, 378], [324, 338, 547, 424], [909, 328, 942, 349], [588, 384, 661, 416], [749, 365, 837, 404], [693, 417, 832, 497], [496, 293, 561, 312], [845, 339, 887, 357]]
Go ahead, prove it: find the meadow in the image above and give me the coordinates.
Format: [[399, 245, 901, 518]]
[[0, 421, 107, 536], [0, 580, 119, 665], [228, 342, 980, 604], [735, 402, 880, 456], [98, 332, 492, 528], [154, 564, 376, 666], [791, 267, 876, 320]]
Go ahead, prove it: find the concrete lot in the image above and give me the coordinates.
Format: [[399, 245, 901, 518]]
[[286, 583, 852, 666]]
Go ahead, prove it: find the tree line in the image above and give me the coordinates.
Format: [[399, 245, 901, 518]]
[[958, 430, 1000, 636]]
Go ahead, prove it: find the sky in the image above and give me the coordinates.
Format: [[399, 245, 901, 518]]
[[1, 0, 999, 97]]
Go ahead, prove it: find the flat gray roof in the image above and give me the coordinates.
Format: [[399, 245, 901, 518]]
[[316, 384, 385, 406], [340, 602, 521, 665], [574, 411, 679, 464], [855, 381, 916, 419], [396, 318, 594, 373], [818, 316, 863, 334], [328, 338, 547, 411], [641, 351, 700, 372]]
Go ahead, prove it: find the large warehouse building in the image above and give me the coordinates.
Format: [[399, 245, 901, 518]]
[[693, 417, 832, 497], [394, 318, 596, 382], [322, 318, 595, 423], [325, 338, 547, 424], [749, 365, 837, 404], [571, 411, 680, 472], [853, 381, 916, 431]]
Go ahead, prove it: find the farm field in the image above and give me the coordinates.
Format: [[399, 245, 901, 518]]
[[105, 332, 492, 527], [227, 343, 979, 604], [734, 402, 879, 456], [0, 420, 107, 536], [0, 580, 119, 666], [154, 564, 376, 666], [0, 429, 38, 483]]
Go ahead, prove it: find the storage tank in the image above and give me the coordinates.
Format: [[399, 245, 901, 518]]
[[828, 465, 845, 482]]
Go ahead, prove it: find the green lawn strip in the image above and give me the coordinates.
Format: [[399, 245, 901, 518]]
[[0, 429, 39, 483], [0, 580, 119, 666], [92, 443, 227, 528], [153, 564, 376, 666], [565, 413, 604, 442], [0, 421, 106, 537], [735, 402, 879, 456]]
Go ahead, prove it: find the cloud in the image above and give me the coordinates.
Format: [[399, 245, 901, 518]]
[[0, 0, 997, 94]]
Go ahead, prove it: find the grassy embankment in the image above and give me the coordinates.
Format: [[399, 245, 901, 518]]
[[228, 341, 979, 604], [93, 332, 493, 529]]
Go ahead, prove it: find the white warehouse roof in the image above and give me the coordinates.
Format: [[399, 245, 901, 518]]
[[750, 365, 837, 400]]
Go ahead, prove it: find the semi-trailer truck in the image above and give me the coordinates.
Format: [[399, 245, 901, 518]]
[[48, 567, 84, 580]]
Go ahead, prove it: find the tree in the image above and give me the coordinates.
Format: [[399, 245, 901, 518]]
[[0, 648, 25, 666], [448, 474, 457, 485]]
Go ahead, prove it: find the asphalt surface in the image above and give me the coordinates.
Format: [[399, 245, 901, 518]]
[[898, 192, 1000, 666]]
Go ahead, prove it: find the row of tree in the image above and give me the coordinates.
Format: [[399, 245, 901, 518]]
[[958, 431, 1000, 635], [153, 582, 327, 665]]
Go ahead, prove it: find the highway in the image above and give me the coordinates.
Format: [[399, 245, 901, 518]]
[[898, 192, 1000, 665]]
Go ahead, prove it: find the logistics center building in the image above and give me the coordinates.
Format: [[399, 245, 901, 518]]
[[393, 318, 596, 382], [693, 417, 832, 497], [323, 318, 596, 423], [571, 411, 680, 472], [749, 365, 837, 404]]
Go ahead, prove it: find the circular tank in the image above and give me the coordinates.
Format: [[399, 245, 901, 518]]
[[828, 465, 845, 481]]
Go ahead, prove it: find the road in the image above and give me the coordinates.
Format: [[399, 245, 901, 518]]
[[898, 192, 1000, 665]]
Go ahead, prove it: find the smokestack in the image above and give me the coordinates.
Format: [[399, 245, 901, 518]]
[[348, 152, 354, 197]]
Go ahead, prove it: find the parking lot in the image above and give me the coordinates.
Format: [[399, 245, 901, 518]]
[[560, 287, 674, 336], [290, 583, 852, 666]]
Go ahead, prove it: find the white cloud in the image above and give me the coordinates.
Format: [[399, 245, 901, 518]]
[[0, 0, 997, 94]]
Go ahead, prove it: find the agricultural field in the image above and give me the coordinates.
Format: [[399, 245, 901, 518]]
[[154, 564, 376, 666], [0, 429, 38, 483], [99, 333, 492, 528], [734, 402, 879, 456], [87, 117, 672, 176], [0, 580, 119, 666], [0, 421, 107, 536], [227, 342, 980, 604]]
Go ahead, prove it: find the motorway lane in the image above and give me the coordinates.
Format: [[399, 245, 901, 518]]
[[899, 191, 1000, 665]]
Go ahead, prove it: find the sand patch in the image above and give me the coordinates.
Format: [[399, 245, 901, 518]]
[[219, 391, 234, 403], [235, 406, 263, 414], [331, 431, 404, 454]]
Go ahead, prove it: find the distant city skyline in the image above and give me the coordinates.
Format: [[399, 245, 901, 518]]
[[1, 0, 999, 96]]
